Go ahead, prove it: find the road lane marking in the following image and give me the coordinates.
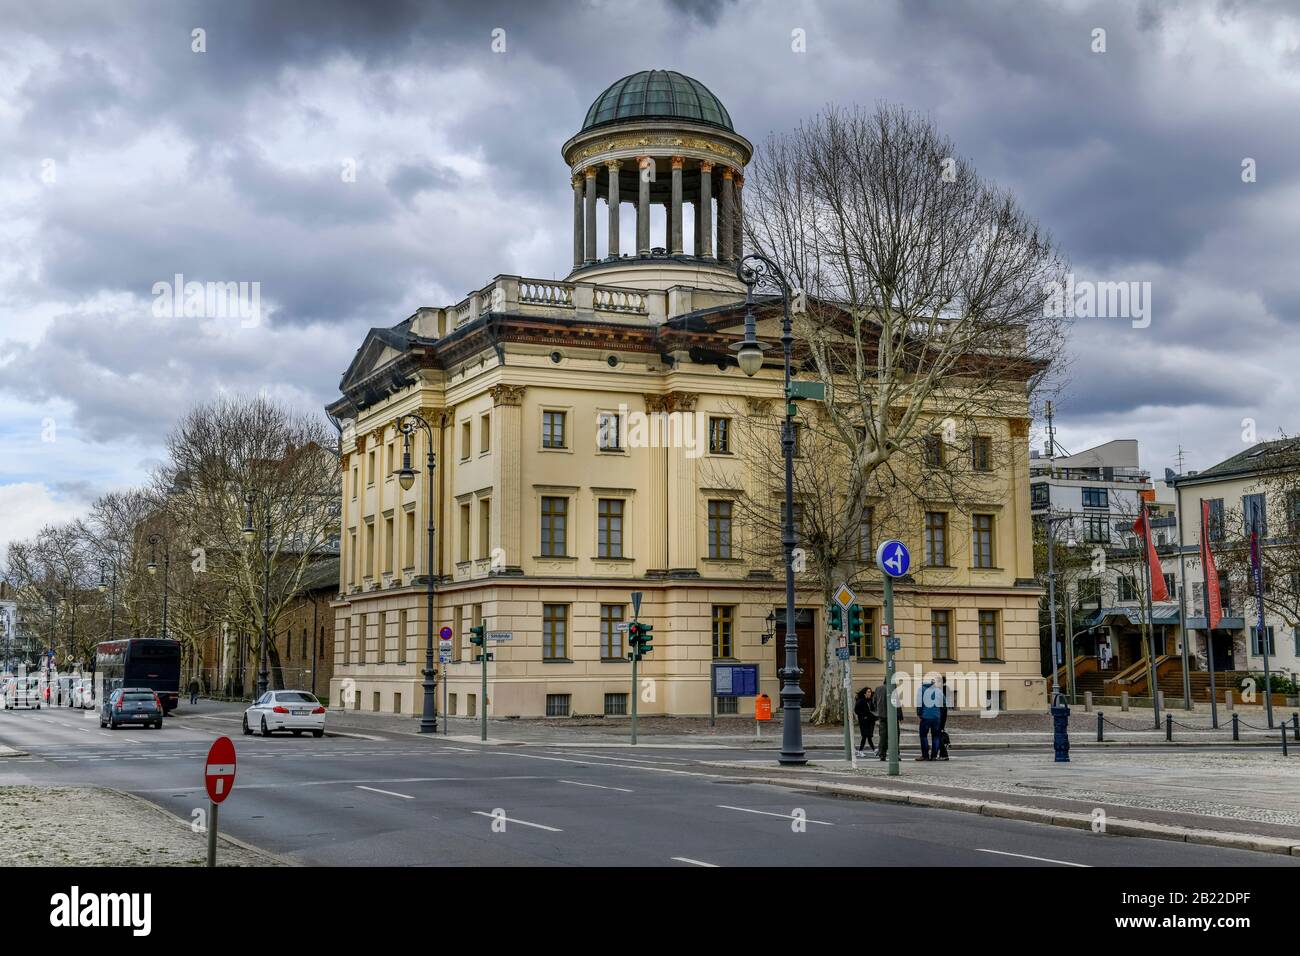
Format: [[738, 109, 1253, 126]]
[[133, 775, 544, 793], [975, 849, 1090, 867], [499, 751, 710, 777], [548, 751, 688, 766], [716, 805, 833, 825], [471, 811, 562, 832], [672, 857, 718, 867], [356, 785, 415, 800], [558, 779, 633, 793]]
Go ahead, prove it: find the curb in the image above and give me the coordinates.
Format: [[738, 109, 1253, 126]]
[[732, 773, 1300, 857], [112, 788, 296, 867]]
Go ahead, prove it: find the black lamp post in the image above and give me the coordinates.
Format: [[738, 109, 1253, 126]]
[[394, 412, 438, 734], [146, 534, 170, 639], [733, 252, 806, 766], [242, 491, 273, 698], [98, 559, 117, 641]]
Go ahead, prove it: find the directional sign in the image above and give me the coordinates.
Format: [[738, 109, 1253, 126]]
[[439, 626, 453, 641], [204, 736, 236, 804], [438, 653, 451, 664], [833, 583, 857, 610], [487, 630, 512, 642], [886, 636, 901, 653], [875, 539, 911, 578]]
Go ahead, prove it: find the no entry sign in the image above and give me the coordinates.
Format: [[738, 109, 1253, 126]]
[[205, 736, 237, 804]]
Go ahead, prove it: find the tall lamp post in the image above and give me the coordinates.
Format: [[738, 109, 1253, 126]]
[[732, 252, 806, 766], [98, 559, 117, 641], [242, 491, 273, 698], [394, 412, 438, 734], [146, 534, 171, 638]]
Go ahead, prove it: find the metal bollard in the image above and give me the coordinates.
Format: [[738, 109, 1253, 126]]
[[1232, 712, 1239, 741], [1084, 691, 1093, 713], [1293, 713, 1298, 735], [1165, 713, 1172, 741], [1283, 722, 1290, 757], [1121, 690, 1129, 712], [1097, 711, 1104, 742]]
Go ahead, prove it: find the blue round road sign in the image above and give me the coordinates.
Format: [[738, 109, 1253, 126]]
[[875, 539, 911, 578], [439, 626, 453, 640]]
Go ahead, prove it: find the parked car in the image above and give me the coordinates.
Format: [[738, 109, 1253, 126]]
[[243, 690, 326, 737], [100, 687, 164, 729], [5, 677, 42, 710]]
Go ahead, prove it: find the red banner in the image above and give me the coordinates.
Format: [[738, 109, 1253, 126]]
[[1200, 499, 1222, 629], [1132, 507, 1169, 601]]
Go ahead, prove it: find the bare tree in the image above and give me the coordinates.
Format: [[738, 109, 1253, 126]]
[[740, 104, 1068, 721]]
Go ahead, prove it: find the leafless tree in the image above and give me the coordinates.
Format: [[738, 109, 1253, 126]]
[[739, 104, 1068, 721]]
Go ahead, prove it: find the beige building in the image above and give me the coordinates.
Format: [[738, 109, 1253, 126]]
[[326, 70, 1048, 719]]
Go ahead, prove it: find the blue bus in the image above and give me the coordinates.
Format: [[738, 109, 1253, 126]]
[[94, 638, 182, 713]]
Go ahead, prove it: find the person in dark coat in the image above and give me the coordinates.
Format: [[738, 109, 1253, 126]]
[[853, 687, 877, 756], [875, 682, 902, 761], [188, 678, 200, 706]]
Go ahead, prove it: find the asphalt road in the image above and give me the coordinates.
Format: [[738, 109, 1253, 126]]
[[1, 705, 1295, 867]]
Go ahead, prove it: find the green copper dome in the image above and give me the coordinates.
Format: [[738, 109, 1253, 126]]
[[582, 70, 733, 131]]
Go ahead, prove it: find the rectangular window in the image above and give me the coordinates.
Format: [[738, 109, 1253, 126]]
[[348, 531, 357, 585], [709, 417, 731, 454], [398, 609, 408, 664], [1084, 515, 1109, 543], [351, 466, 358, 499], [1207, 498, 1225, 541], [1082, 487, 1108, 509], [384, 515, 394, 574], [393, 693, 402, 714], [711, 605, 735, 658], [604, 693, 628, 716], [385, 441, 394, 479], [597, 498, 625, 558], [597, 412, 622, 451], [543, 604, 568, 660], [341, 617, 351, 665], [972, 514, 995, 568], [1252, 625, 1276, 657], [600, 604, 626, 660], [1163, 572, 1176, 600], [978, 610, 1000, 661], [372, 691, 381, 713], [972, 436, 993, 472], [792, 422, 804, 458], [403, 510, 415, 569], [376, 611, 386, 664], [480, 412, 491, 454], [540, 496, 568, 556], [1118, 574, 1138, 602], [542, 410, 567, 449], [931, 609, 953, 660], [924, 512, 948, 566], [459, 503, 471, 563], [923, 433, 944, 468], [367, 450, 375, 485], [479, 499, 491, 560], [707, 500, 733, 559], [364, 519, 375, 577], [1243, 492, 1267, 538], [545, 694, 571, 717], [1077, 578, 1102, 604], [1031, 483, 1049, 508], [857, 507, 875, 563], [460, 420, 472, 460]]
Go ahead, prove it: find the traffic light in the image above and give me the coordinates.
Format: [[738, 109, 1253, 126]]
[[848, 605, 864, 643], [828, 604, 843, 631], [469, 624, 486, 660], [636, 622, 653, 658]]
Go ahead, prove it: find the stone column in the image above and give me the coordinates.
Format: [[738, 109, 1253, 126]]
[[637, 156, 652, 257], [670, 156, 684, 255], [733, 174, 744, 261], [583, 166, 598, 265], [698, 161, 713, 259], [606, 160, 621, 259], [720, 167, 735, 262], [571, 174, 584, 268], [491, 385, 526, 575]]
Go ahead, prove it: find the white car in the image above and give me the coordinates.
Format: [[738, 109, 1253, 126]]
[[243, 690, 326, 737], [4, 677, 42, 710]]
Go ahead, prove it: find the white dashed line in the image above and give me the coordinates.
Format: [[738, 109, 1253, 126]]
[[716, 805, 834, 826], [975, 849, 1090, 867], [471, 811, 562, 832], [672, 857, 718, 867], [558, 779, 633, 793], [355, 785, 415, 800]]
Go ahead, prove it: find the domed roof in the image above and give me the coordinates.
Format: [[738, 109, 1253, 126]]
[[582, 70, 733, 131]]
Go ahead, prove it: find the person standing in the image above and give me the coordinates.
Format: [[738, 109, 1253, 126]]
[[937, 677, 950, 760], [854, 686, 877, 756], [875, 681, 891, 761], [916, 678, 942, 761], [188, 678, 200, 706]]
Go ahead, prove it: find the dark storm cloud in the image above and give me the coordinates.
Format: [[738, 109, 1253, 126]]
[[2, 0, 1300, 476]]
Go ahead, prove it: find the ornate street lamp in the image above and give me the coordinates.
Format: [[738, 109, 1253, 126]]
[[733, 252, 806, 766], [243, 491, 273, 698], [394, 412, 438, 733], [146, 534, 170, 639]]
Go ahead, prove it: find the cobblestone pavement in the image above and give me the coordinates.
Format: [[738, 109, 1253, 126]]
[[0, 785, 280, 866]]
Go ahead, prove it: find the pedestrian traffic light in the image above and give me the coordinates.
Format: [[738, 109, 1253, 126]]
[[469, 624, 486, 647], [828, 604, 843, 631]]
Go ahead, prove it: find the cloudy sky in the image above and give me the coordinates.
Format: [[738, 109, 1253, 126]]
[[1, 0, 1298, 557]]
